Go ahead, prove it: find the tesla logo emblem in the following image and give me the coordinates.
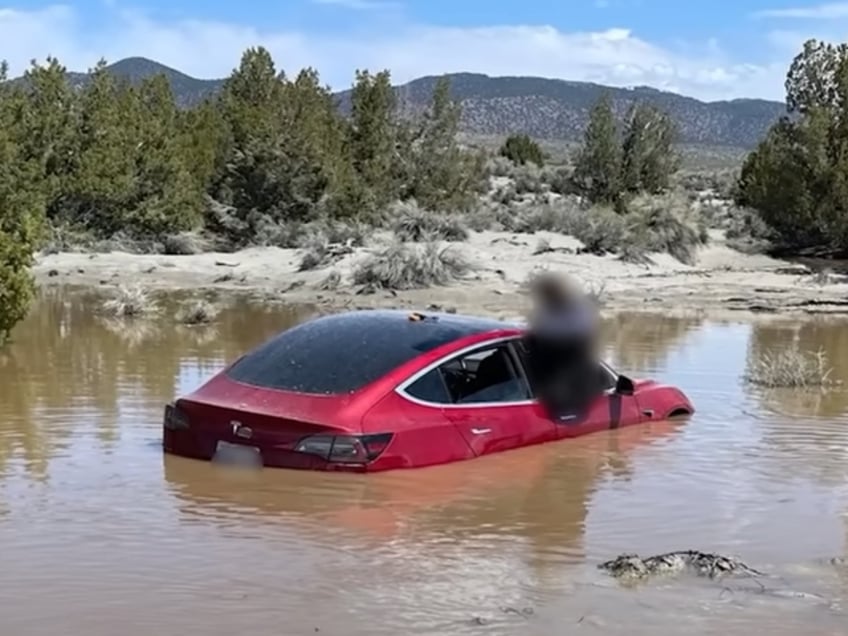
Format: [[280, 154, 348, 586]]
[[231, 420, 253, 439]]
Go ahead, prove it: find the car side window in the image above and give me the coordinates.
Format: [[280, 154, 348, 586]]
[[405, 368, 453, 404], [440, 343, 531, 404], [401, 343, 533, 405]]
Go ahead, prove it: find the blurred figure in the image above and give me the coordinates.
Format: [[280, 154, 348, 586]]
[[524, 272, 600, 421]]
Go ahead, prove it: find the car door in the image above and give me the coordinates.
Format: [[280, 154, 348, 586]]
[[510, 338, 644, 438], [439, 341, 558, 456]]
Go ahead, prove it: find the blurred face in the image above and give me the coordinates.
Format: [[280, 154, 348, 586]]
[[532, 273, 577, 308]]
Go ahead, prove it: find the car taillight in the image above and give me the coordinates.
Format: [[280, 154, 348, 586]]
[[294, 433, 393, 463], [163, 403, 189, 430]]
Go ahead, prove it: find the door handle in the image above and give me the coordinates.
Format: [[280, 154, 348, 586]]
[[470, 427, 491, 435]]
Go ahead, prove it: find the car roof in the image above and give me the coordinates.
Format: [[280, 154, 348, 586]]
[[224, 309, 523, 396], [347, 308, 520, 333]]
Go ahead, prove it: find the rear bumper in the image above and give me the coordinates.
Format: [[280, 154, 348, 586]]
[[162, 428, 370, 473]]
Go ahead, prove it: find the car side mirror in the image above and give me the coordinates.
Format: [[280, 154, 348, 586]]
[[615, 374, 635, 396]]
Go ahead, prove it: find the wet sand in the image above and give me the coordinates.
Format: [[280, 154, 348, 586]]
[[31, 229, 848, 320]]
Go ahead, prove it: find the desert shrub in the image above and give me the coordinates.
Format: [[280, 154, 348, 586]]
[[486, 155, 516, 177], [463, 203, 500, 231], [513, 202, 572, 234], [567, 206, 629, 255], [41, 222, 96, 254], [298, 238, 329, 271], [677, 169, 738, 198], [352, 240, 473, 290], [176, 299, 218, 325], [492, 183, 519, 205], [387, 200, 469, 242], [298, 218, 369, 248], [296, 226, 357, 271], [0, 244, 38, 343], [101, 284, 156, 318], [512, 166, 545, 195], [723, 205, 776, 253], [499, 134, 545, 167], [541, 165, 575, 195], [744, 345, 837, 388], [623, 192, 707, 264], [162, 232, 205, 255], [318, 270, 341, 290]]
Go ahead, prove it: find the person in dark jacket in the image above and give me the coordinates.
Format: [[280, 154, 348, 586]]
[[523, 272, 600, 421]]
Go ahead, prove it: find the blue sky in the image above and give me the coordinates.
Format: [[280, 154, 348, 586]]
[[1, 0, 846, 101]]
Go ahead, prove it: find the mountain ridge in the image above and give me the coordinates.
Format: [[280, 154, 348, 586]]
[[10, 56, 787, 148]]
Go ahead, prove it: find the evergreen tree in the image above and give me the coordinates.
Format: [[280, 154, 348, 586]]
[[621, 102, 679, 195], [0, 63, 46, 343], [573, 93, 622, 205], [402, 77, 485, 211], [737, 38, 848, 253], [349, 69, 397, 208], [499, 134, 544, 167]]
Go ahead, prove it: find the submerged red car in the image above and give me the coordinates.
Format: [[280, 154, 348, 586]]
[[162, 309, 694, 472]]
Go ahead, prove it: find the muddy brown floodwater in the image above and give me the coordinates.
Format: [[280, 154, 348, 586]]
[[1, 289, 848, 636]]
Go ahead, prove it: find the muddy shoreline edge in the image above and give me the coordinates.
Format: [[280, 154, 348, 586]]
[[31, 229, 848, 322]]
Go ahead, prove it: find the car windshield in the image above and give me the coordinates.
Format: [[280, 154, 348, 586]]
[[225, 310, 506, 395]]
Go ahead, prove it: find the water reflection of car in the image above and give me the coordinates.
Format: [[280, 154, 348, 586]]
[[162, 310, 694, 472], [162, 416, 687, 541]]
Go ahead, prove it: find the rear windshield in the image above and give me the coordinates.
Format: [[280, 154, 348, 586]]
[[225, 310, 501, 394]]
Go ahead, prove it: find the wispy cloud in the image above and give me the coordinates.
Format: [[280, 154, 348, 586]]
[[0, 4, 791, 102], [753, 2, 848, 19], [311, 0, 401, 10]]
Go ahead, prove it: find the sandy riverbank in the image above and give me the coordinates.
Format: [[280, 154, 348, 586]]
[[30, 229, 848, 320]]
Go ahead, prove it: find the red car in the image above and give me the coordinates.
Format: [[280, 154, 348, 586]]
[[162, 309, 694, 472]]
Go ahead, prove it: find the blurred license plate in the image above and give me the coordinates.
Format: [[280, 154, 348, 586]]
[[213, 441, 262, 468]]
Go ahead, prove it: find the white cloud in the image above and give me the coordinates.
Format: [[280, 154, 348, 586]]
[[310, 0, 401, 10], [754, 2, 848, 19], [0, 3, 791, 102]]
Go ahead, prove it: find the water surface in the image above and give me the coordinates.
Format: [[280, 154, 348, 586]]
[[1, 289, 847, 635]]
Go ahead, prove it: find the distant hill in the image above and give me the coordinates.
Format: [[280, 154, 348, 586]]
[[10, 57, 786, 148]]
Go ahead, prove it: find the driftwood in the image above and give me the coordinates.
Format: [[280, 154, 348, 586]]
[[599, 550, 765, 580]]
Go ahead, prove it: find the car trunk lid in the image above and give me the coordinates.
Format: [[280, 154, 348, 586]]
[[174, 372, 362, 449]]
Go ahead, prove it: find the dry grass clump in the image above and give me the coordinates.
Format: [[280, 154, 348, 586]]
[[353, 240, 474, 290], [296, 223, 358, 271], [487, 190, 707, 265], [101, 284, 156, 318], [176, 299, 219, 325], [161, 231, 205, 255], [318, 270, 341, 290], [511, 199, 582, 234], [623, 192, 708, 265], [567, 205, 630, 256], [744, 345, 838, 388], [387, 200, 469, 242], [485, 155, 515, 178], [300, 218, 369, 247], [298, 235, 332, 271], [512, 166, 545, 195]]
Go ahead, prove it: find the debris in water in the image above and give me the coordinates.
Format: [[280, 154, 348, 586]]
[[599, 550, 765, 580]]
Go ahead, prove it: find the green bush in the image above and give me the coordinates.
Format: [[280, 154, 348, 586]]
[[0, 49, 486, 255], [499, 134, 545, 167], [736, 39, 848, 255], [0, 76, 45, 344]]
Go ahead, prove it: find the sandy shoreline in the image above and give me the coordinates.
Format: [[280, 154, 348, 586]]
[[30, 229, 848, 321]]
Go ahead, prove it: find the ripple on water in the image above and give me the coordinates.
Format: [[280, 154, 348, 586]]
[[1, 294, 848, 635]]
